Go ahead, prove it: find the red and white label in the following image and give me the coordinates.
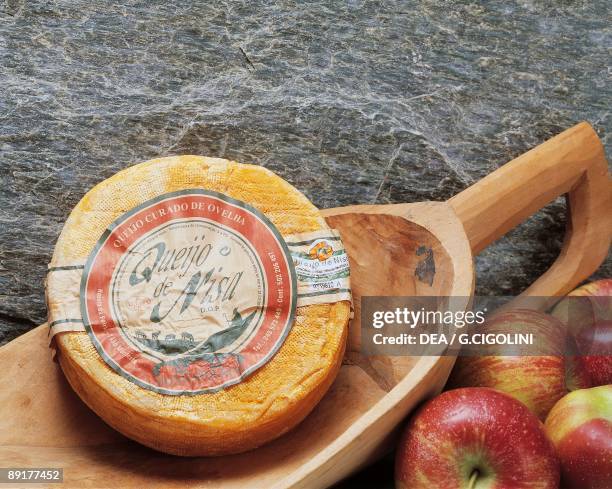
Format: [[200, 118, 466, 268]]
[[80, 190, 296, 395]]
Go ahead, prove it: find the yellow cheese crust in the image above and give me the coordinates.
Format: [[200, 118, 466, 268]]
[[52, 156, 350, 456]]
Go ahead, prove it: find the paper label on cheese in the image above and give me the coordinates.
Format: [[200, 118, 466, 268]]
[[46, 190, 352, 394], [286, 230, 352, 306], [82, 190, 297, 395]]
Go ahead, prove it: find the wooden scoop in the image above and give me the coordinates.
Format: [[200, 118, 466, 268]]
[[0, 123, 609, 489]]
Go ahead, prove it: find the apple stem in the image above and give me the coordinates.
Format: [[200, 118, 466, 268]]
[[467, 470, 479, 489]]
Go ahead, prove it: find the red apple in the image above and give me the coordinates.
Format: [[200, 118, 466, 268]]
[[544, 385, 612, 489], [552, 279, 612, 390], [552, 279, 612, 334], [395, 387, 560, 489], [448, 309, 567, 420], [570, 319, 612, 387]]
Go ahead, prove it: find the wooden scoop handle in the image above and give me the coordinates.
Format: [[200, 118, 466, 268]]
[[449, 122, 611, 297]]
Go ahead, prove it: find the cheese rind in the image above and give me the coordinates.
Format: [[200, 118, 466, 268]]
[[50, 156, 350, 455]]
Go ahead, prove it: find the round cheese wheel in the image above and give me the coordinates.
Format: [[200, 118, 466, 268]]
[[50, 156, 350, 456]]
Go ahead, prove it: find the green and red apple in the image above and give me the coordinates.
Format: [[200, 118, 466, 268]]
[[545, 385, 612, 489], [395, 387, 560, 489], [448, 309, 567, 420], [552, 279, 612, 390], [569, 319, 612, 387]]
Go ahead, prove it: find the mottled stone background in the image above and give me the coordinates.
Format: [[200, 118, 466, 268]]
[[0, 0, 610, 486]]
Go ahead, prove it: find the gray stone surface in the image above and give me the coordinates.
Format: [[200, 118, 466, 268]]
[[1, 0, 610, 352]]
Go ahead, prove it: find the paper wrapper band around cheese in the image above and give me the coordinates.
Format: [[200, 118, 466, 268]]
[[46, 156, 351, 456]]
